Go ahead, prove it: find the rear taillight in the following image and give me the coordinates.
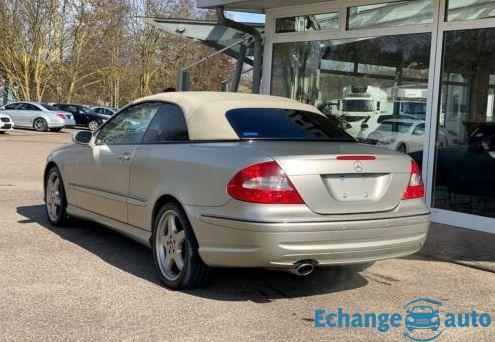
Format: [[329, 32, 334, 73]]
[[57, 113, 66, 120], [227, 161, 304, 204], [402, 160, 424, 200]]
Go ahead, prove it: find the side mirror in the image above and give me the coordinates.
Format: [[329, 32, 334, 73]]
[[73, 131, 92, 145]]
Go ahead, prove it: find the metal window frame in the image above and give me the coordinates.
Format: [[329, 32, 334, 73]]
[[262, 0, 495, 233], [426, 0, 495, 233]]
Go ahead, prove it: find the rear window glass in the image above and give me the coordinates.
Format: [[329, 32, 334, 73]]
[[41, 103, 59, 111], [341, 100, 375, 112], [226, 108, 355, 142]]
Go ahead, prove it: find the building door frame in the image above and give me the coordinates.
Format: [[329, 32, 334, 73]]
[[426, 0, 495, 233]]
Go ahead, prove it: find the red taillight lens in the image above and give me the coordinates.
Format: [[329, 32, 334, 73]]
[[57, 113, 66, 120], [227, 161, 304, 204], [402, 160, 425, 200]]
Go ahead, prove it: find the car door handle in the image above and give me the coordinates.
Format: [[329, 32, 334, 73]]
[[118, 152, 132, 162]]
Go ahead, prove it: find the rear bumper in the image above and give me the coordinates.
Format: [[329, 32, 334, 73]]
[[48, 121, 66, 128], [64, 118, 76, 126], [189, 211, 430, 268]]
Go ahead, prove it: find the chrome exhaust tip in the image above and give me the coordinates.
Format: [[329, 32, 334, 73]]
[[285, 261, 315, 276]]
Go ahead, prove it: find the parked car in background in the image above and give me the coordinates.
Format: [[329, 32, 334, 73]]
[[44, 92, 429, 289], [366, 119, 423, 153], [468, 123, 495, 153], [0, 113, 14, 133], [356, 114, 419, 140], [54, 103, 105, 131], [90, 106, 116, 118], [366, 119, 457, 153], [0, 102, 75, 132]]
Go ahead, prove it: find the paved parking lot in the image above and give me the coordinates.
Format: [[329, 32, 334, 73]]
[[1, 129, 494, 341]]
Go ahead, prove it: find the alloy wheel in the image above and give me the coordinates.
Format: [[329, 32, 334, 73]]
[[46, 171, 62, 222], [88, 121, 99, 131], [155, 210, 186, 281], [34, 118, 47, 131]]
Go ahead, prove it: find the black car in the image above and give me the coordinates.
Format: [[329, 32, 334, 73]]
[[468, 123, 495, 153], [54, 103, 106, 131]]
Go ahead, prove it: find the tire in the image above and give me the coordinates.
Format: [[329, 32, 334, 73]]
[[44, 166, 69, 226], [0, 131, 5, 134], [33, 117, 49, 132], [152, 202, 212, 289], [396, 143, 407, 154], [88, 120, 100, 131], [50, 128, 63, 132]]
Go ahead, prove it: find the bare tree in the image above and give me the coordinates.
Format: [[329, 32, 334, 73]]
[[0, 0, 236, 107]]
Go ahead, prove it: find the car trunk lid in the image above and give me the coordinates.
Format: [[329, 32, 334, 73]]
[[247, 141, 411, 214]]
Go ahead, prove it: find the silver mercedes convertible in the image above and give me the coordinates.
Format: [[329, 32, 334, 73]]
[[44, 92, 430, 289]]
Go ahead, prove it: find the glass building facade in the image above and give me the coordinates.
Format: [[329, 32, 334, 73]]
[[263, 0, 495, 232]]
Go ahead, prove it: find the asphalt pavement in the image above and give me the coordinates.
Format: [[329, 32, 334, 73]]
[[0, 129, 494, 341]]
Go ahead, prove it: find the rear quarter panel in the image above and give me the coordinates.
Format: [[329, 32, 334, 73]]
[[127, 142, 271, 230]]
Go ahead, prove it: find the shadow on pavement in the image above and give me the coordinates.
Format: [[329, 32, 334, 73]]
[[17, 204, 369, 303]]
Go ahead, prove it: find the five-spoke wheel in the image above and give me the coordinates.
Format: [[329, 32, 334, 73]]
[[45, 166, 68, 226], [33, 118, 48, 132], [152, 203, 211, 289], [155, 210, 186, 281]]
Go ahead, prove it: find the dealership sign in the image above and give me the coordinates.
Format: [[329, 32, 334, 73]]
[[314, 298, 493, 341]]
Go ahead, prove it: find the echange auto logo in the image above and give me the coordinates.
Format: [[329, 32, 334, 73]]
[[314, 298, 493, 341]]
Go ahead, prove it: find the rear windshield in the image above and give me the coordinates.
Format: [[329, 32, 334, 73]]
[[41, 103, 59, 111], [226, 108, 355, 142], [341, 100, 375, 112]]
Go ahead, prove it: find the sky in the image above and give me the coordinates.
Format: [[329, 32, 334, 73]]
[[227, 11, 266, 23]]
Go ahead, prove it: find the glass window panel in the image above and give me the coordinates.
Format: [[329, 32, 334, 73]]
[[275, 12, 339, 33], [96, 103, 159, 145], [271, 33, 431, 159], [347, 0, 434, 30], [226, 108, 354, 141], [447, 0, 495, 21], [433, 27, 495, 218], [142, 103, 189, 142]]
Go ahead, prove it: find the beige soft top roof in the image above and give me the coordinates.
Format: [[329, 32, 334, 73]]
[[134, 92, 322, 140]]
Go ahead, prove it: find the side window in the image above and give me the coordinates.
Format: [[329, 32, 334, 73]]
[[95, 102, 160, 145], [4, 103, 19, 110], [25, 104, 40, 111], [413, 123, 426, 136], [142, 103, 189, 143]]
